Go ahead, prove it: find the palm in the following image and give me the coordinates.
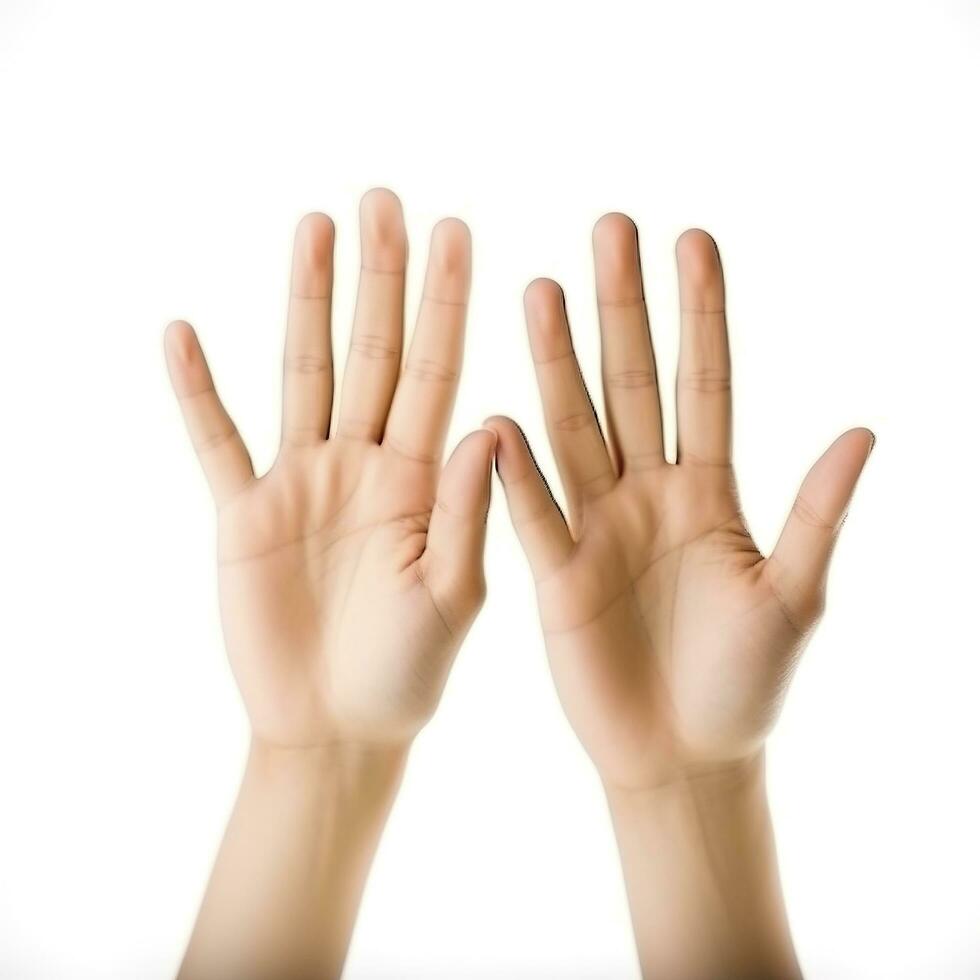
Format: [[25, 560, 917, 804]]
[[216, 444, 458, 745], [489, 217, 872, 790], [167, 192, 494, 750]]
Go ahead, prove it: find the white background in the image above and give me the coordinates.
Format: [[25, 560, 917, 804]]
[[1, 1, 978, 977]]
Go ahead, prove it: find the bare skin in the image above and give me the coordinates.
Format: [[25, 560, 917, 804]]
[[166, 190, 494, 980], [487, 215, 873, 979]]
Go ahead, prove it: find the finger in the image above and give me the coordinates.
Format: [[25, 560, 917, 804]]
[[593, 213, 664, 472], [384, 218, 470, 464], [419, 428, 496, 629], [165, 321, 254, 506], [767, 428, 875, 627], [281, 212, 335, 446], [483, 416, 573, 580], [336, 188, 407, 442], [525, 278, 615, 527], [675, 229, 732, 466]]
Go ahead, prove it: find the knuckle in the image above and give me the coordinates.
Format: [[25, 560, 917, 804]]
[[285, 354, 331, 375], [765, 562, 825, 638], [792, 494, 836, 531], [604, 368, 656, 390], [552, 411, 595, 432], [578, 468, 617, 498], [335, 417, 378, 440], [350, 334, 400, 361], [679, 450, 731, 469], [177, 385, 215, 404], [194, 427, 238, 454], [678, 367, 731, 393], [404, 358, 459, 383], [384, 436, 438, 465]]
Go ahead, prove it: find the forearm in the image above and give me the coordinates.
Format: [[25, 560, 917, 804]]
[[606, 753, 800, 980], [179, 739, 406, 980]]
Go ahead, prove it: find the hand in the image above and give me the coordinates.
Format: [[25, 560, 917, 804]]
[[488, 215, 873, 792], [166, 189, 494, 751], [169, 191, 493, 980]]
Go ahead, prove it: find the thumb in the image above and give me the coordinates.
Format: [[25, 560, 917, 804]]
[[767, 427, 875, 628], [482, 415, 573, 580], [420, 428, 497, 626]]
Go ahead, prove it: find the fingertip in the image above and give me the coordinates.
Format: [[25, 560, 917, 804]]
[[360, 186, 403, 217], [422, 217, 471, 306], [444, 426, 494, 463], [478, 425, 499, 450], [482, 413, 510, 429], [676, 229, 724, 312], [676, 227, 721, 276], [429, 217, 472, 276], [676, 227, 718, 256], [523, 279, 567, 345], [432, 215, 471, 245], [165, 317, 194, 338], [829, 427, 876, 463], [359, 187, 407, 268], [799, 427, 876, 525], [524, 277, 562, 311], [164, 320, 213, 398], [593, 212, 642, 302], [437, 428, 498, 521], [481, 416, 533, 481], [295, 211, 335, 253], [296, 209, 335, 240], [850, 426, 876, 454], [482, 414, 520, 445], [593, 211, 638, 248], [462, 425, 497, 458], [164, 320, 196, 365], [292, 213, 335, 297]]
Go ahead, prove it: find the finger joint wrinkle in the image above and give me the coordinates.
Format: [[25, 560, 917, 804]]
[[421, 294, 467, 308], [194, 427, 239, 454], [678, 368, 731, 393], [350, 335, 400, 360], [553, 412, 596, 432], [285, 354, 331, 375], [404, 359, 458, 383], [605, 368, 657, 389], [791, 494, 835, 531]]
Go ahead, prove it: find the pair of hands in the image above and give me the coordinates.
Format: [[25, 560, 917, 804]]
[[165, 188, 872, 798]]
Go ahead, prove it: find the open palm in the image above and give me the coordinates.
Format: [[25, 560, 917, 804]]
[[488, 217, 872, 791], [166, 191, 494, 749]]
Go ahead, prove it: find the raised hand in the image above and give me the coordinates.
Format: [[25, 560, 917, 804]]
[[168, 191, 493, 980], [487, 215, 872, 791], [166, 190, 493, 752], [488, 216, 871, 978]]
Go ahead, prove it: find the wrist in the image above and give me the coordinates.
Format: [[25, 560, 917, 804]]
[[246, 737, 409, 811], [604, 752, 799, 980], [604, 753, 773, 870], [603, 752, 767, 817]]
